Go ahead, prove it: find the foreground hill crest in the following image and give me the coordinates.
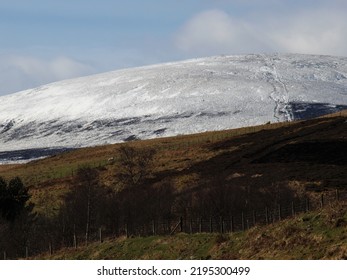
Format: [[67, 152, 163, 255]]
[[1, 53, 347, 154]]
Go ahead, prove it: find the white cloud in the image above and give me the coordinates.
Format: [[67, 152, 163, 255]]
[[0, 55, 94, 95], [0, 47, 171, 96], [267, 9, 347, 56], [174, 8, 347, 57], [174, 10, 269, 56]]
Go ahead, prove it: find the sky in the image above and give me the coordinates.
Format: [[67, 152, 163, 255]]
[[1, 0, 347, 96]]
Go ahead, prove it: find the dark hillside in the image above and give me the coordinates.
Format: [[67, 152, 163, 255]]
[[146, 116, 347, 196], [1, 112, 347, 259]]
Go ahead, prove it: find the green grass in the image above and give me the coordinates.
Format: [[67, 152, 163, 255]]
[[39, 233, 218, 260]]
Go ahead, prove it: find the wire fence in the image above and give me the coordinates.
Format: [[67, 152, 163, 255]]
[[3, 188, 347, 259], [120, 189, 346, 237]]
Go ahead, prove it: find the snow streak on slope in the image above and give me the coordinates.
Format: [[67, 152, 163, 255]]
[[1, 53, 347, 158]]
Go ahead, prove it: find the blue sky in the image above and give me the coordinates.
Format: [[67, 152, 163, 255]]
[[1, 0, 347, 95]]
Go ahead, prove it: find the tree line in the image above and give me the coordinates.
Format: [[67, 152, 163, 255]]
[[0, 176, 35, 258], [0, 145, 307, 259]]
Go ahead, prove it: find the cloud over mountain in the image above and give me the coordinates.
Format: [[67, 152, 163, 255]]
[[0, 55, 94, 96], [174, 8, 347, 57]]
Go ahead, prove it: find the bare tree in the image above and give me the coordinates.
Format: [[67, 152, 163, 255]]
[[115, 145, 156, 189], [63, 167, 104, 245]]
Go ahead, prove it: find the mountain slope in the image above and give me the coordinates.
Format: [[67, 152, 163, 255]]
[[1, 53, 347, 155]]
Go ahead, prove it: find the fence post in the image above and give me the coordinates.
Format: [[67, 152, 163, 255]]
[[99, 228, 103, 243], [179, 217, 183, 233], [209, 217, 213, 233], [278, 204, 282, 221], [167, 218, 171, 234], [305, 197, 310, 212], [73, 233, 77, 249], [73, 224, 77, 249], [125, 223, 129, 238], [320, 193, 324, 208], [253, 210, 256, 226], [189, 219, 193, 234], [49, 242, 53, 256], [3, 251, 6, 260], [220, 216, 224, 234], [291, 201, 295, 217], [152, 220, 156, 236], [199, 217, 202, 233], [25, 246, 29, 259], [241, 212, 245, 231], [265, 207, 269, 224], [230, 216, 234, 232]]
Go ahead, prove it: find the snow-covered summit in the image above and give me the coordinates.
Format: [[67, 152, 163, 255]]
[[1, 53, 347, 153]]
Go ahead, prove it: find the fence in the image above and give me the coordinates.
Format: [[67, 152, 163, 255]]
[[121, 189, 347, 237], [2, 188, 347, 259]]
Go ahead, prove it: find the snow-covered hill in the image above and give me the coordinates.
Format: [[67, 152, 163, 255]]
[[1, 53, 347, 159]]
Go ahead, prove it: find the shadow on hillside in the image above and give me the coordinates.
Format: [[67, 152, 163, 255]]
[[0, 147, 74, 163], [289, 102, 347, 120]]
